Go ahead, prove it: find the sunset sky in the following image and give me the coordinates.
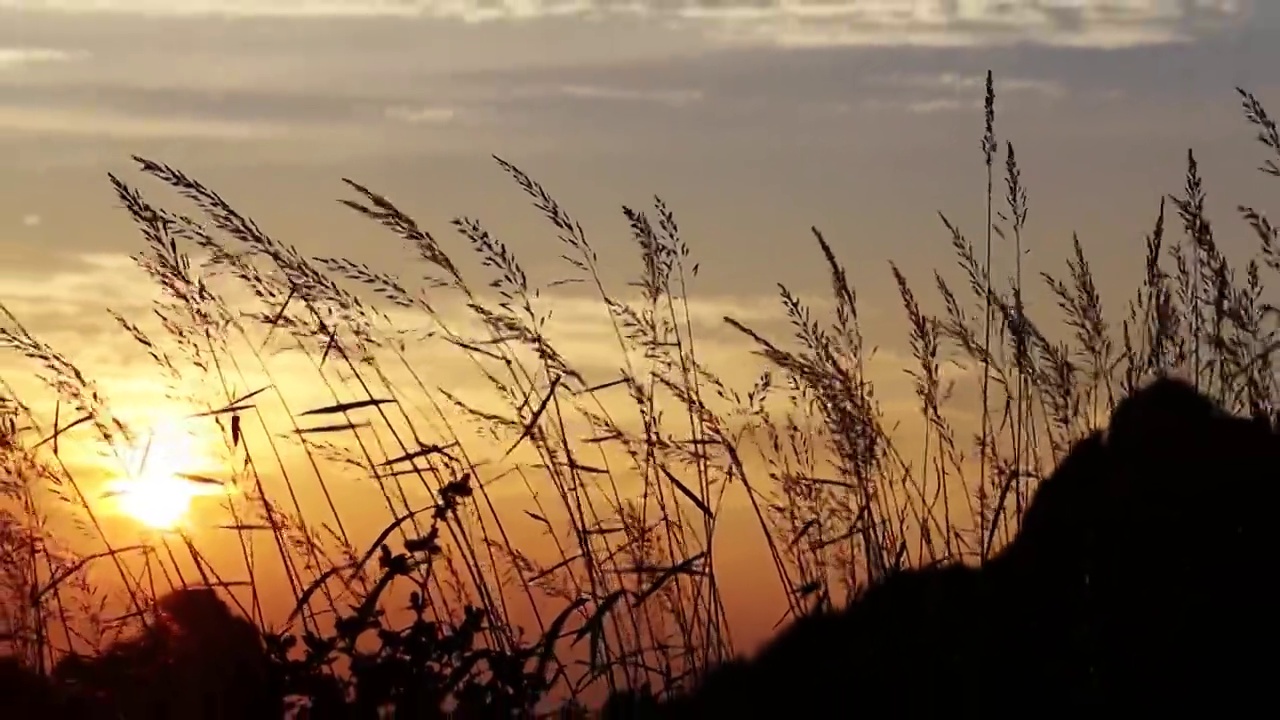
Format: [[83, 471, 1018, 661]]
[[1, 0, 1276, 659]]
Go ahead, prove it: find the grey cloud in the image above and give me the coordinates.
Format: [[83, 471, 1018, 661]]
[[0, 46, 84, 69], [2, 81, 408, 128], [2, 1, 1271, 152], [1, 1, 1259, 50]]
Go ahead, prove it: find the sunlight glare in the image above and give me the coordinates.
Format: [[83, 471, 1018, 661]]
[[104, 418, 229, 531]]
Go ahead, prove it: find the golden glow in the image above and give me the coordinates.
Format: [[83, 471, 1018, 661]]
[[104, 419, 228, 531]]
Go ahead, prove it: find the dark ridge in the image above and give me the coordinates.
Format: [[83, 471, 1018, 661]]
[[604, 376, 1279, 716]]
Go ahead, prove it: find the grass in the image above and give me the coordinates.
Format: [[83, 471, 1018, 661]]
[[1, 73, 1278, 716]]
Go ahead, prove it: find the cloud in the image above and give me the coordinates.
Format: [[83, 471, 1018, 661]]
[[904, 98, 979, 115], [0, 104, 289, 139], [384, 105, 458, 125], [0, 246, 849, 408], [550, 84, 704, 107], [686, 1, 1249, 50], [0, 252, 151, 320], [862, 71, 1066, 114], [0, 0, 594, 20], [2, 1, 1253, 49], [384, 86, 703, 135], [875, 72, 1065, 98], [0, 46, 83, 69], [0, 0, 426, 17]]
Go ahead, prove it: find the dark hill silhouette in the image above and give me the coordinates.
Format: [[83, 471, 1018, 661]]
[[604, 376, 1278, 717], [1, 588, 277, 720]]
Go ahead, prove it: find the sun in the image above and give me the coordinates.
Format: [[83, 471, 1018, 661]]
[[112, 475, 207, 531], [104, 419, 228, 531]]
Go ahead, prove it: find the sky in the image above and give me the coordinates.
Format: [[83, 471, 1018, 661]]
[[1, 3, 1274, 300], [1, 0, 1278, 670]]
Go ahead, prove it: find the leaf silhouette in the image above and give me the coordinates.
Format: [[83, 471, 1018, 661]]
[[34, 413, 92, 452], [175, 473, 225, 486], [632, 552, 707, 607], [192, 387, 270, 418], [378, 441, 461, 467], [294, 422, 371, 435], [659, 465, 713, 519], [298, 398, 396, 416], [526, 553, 582, 584], [499, 375, 562, 461], [534, 596, 589, 684]]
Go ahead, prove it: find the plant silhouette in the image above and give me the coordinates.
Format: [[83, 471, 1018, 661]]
[[4, 376, 1274, 717], [605, 376, 1277, 716], [1, 588, 278, 720], [1, 576, 550, 718]]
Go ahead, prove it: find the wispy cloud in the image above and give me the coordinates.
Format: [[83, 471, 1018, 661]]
[[3, 1, 1253, 48], [0, 250, 809, 384], [384, 105, 458, 125], [0, 0, 430, 18], [0, 252, 153, 321], [689, 1, 1249, 49], [549, 84, 704, 107], [0, 46, 83, 69], [509, 81, 706, 105], [1, 0, 595, 20], [858, 71, 1066, 115], [0, 104, 290, 139], [874, 73, 1066, 98], [903, 98, 978, 115]]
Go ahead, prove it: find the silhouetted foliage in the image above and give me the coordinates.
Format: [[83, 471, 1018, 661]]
[[265, 598, 554, 718], [0, 479, 560, 719], [259, 472, 560, 718], [0, 583, 558, 719], [1, 588, 277, 719], [602, 377, 1278, 716]]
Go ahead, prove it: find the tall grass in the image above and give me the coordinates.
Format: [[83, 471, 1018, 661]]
[[1, 76, 1278, 715]]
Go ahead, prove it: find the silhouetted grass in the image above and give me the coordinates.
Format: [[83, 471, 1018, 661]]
[[608, 376, 1279, 715], [1, 74, 1278, 717]]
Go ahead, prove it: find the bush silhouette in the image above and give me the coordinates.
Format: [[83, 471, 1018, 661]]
[[1, 583, 549, 718], [605, 377, 1278, 716], [1, 588, 278, 720]]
